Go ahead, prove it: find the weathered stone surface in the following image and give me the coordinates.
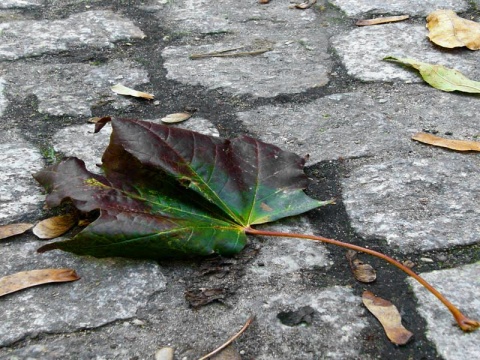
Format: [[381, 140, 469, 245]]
[[250, 217, 331, 279], [342, 155, 480, 252], [408, 263, 480, 360], [0, 78, 6, 117], [238, 87, 480, 163], [4, 60, 150, 116], [0, 239, 166, 346], [0, 131, 44, 222], [329, 0, 468, 16], [0, 0, 43, 9], [160, 1, 331, 97], [0, 11, 145, 61], [332, 24, 480, 82]]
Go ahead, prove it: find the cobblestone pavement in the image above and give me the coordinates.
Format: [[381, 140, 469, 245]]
[[1, 1, 479, 359]]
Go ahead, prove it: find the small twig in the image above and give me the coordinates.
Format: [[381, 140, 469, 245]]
[[189, 48, 272, 59], [198, 316, 255, 360]]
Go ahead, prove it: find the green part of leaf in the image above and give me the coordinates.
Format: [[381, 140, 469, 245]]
[[384, 56, 480, 94], [34, 119, 329, 259]]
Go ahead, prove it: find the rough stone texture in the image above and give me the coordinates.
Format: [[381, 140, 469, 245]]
[[0, 77, 6, 117], [408, 263, 480, 360], [332, 24, 480, 82], [250, 217, 332, 279], [4, 60, 150, 116], [0, 11, 145, 61], [238, 87, 480, 163], [342, 155, 480, 252], [0, 0, 43, 9], [0, 239, 166, 347], [0, 131, 44, 222], [329, 0, 468, 16], [161, 1, 331, 97]]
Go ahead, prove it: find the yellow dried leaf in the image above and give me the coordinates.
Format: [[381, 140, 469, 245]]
[[33, 214, 76, 240], [0, 223, 33, 240], [362, 291, 413, 345], [412, 132, 480, 152], [111, 83, 154, 100], [426, 10, 480, 50], [0, 269, 80, 297], [161, 112, 192, 124], [356, 15, 409, 26]]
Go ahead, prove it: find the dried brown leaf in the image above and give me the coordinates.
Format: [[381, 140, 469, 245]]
[[362, 291, 413, 345], [0, 223, 33, 240], [259, 0, 270, 3], [346, 250, 376, 283], [0, 269, 80, 297], [412, 132, 480, 152], [161, 112, 193, 124], [111, 83, 154, 100], [289, 0, 317, 9], [426, 10, 480, 50], [356, 15, 409, 26], [33, 214, 77, 240]]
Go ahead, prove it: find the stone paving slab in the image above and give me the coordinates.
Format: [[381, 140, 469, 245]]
[[409, 263, 480, 360], [0, 0, 43, 9], [329, 0, 468, 17], [0, 238, 165, 347], [332, 23, 480, 82], [0, 11, 145, 61]]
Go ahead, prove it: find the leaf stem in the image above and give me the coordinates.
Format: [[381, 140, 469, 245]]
[[245, 227, 479, 332]]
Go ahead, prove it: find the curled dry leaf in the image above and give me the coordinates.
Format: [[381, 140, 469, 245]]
[[111, 83, 154, 100], [346, 250, 376, 283], [33, 214, 77, 240], [384, 56, 480, 93], [259, 0, 270, 3], [161, 112, 193, 124], [362, 290, 413, 345], [356, 15, 409, 26], [0, 269, 80, 297], [0, 223, 33, 240], [412, 132, 480, 152], [289, 0, 317, 9], [426, 10, 480, 50]]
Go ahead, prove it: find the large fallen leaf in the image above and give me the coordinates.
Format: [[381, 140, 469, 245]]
[[0, 223, 33, 240], [0, 269, 80, 297], [384, 57, 480, 93], [33, 214, 77, 239], [362, 291, 413, 345], [426, 10, 480, 50], [111, 84, 154, 100], [356, 15, 409, 27], [412, 132, 480, 152], [34, 118, 329, 259]]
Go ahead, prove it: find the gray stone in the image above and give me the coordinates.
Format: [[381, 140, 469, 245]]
[[160, 1, 331, 97], [162, 117, 220, 138], [0, 131, 44, 222], [0, 239, 165, 346], [0, 78, 6, 117], [238, 87, 480, 163], [0, 11, 145, 61], [4, 60, 150, 116], [329, 0, 468, 16], [249, 217, 331, 279], [0, 0, 43, 9], [408, 263, 480, 360], [342, 155, 480, 252], [332, 24, 480, 82]]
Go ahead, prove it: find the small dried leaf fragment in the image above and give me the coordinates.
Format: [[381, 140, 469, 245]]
[[426, 10, 480, 50], [289, 0, 317, 9], [362, 291, 413, 345], [346, 250, 376, 283], [0, 269, 80, 297], [161, 112, 193, 124], [356, 15, 409, 26], [111, 83, 154, 100], [33, 214, 77, 239], [259, 0, 270, 3], [412, 132, 480, 152], [0, 223, 33, 240], [384, 57, 480, 93]]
